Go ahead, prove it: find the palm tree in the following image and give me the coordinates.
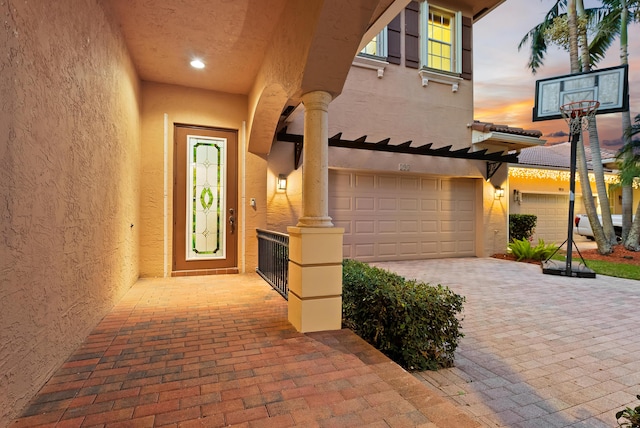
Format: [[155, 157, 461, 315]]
[[595, 0, 640, 243], [577, 0, 617, 248], [617, 114, 640, 249], [519, 0, 613, 254], [573, 0, 613, 253]]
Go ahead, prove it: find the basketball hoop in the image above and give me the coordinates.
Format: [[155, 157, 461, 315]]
[[559, 100, 600, 134]]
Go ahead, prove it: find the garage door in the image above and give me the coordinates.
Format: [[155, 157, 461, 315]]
[[517, 193, 589, 244], [329, 170, 476, 262]]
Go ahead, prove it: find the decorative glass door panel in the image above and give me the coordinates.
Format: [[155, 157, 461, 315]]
[[187, 136, 226, 260], [173, 125, 237, 273]]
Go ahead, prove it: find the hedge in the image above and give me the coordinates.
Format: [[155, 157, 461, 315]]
[[342, 259, 465, 371], [509, 214, 537, 242]]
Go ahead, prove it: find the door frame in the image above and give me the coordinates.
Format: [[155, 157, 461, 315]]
[[172, 124, 238, 274]]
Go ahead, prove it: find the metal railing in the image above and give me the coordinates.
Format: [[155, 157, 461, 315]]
[[256, 229, 289, 299]]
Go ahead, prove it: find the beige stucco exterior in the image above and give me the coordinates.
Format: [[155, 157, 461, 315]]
[[139, 83, 260, 276], [1, 1, 141, 422], [1, 0, 510, 423], [267, 44, 510, 259]]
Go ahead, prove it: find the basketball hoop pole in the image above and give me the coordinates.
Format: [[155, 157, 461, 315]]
[[541, 101, 598, 278], [559, 101, 599, 276], [565, 121, 580, 276]]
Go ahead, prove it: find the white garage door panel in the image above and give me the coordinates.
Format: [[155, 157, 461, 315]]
[[517, 193, 589, 244], [520, 194, 568, 244], [329, 170, 476, 262]]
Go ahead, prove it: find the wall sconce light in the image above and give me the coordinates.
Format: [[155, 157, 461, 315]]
[[513, 189, 522, 205], [494, 186, 505, 200], [277, 174, 287, 192]]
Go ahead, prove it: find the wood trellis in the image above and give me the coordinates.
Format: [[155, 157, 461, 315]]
[[276, 128, 518, 181]]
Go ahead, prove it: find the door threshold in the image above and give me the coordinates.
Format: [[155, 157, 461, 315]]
[[171, 268, 239, 277]]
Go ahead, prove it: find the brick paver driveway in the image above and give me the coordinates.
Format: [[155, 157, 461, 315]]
[[374, 257, 640, 428]]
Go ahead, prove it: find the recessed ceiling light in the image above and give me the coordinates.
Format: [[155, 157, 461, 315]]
[[190, 59, 205, 69]]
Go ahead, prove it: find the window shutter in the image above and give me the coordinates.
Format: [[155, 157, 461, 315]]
[[387, 13, 401, 64], [461, 16, 472, 79], [405, 1, 420, 69]]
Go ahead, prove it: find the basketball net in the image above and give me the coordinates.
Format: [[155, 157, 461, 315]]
[[559, 100, 600, 135]]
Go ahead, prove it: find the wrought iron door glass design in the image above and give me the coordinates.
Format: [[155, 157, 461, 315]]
[[186, 135, 226, 260]]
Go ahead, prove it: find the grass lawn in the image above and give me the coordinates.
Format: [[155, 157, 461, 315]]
[[551, 254, 640, 280]]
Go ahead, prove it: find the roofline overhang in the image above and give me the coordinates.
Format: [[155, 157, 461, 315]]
[[473, 131, 546, 150], [473, 0, 507, 21]]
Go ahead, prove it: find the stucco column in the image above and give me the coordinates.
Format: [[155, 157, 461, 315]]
[[287, 90, 343, 333], [297, 90, 333, 227]]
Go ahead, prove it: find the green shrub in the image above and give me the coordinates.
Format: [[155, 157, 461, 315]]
[[616, 395, 640, 427], [509, 214, 537, 242], [508, 238, 558, 261], [342, 259, 465, 371]]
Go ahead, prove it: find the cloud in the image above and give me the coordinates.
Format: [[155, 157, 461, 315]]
[[474, 0, 640, 147], [601, 138, 623, 148], [545, 130, 569, 138]]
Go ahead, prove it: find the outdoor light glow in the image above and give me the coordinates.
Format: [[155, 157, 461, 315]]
[[190, 59, 205, 69], [509, 167, 620, 185]]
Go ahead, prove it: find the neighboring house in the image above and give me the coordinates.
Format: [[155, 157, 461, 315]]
[[1, 0, 509, 422], [509, 140, 630, 244]]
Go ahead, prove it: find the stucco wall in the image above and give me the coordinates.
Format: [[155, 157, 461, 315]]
[[266, 60, 502, 255], [328, 64, 473, 149], [265, 141, 303, 232], [483, 168, 510, 257], [609, 187, 640, 215], [139, 83, 265, 276], [0, 1, 141, 424]]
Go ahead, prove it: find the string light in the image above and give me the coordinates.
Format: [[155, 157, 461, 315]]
[[509, 167, 619, 185]]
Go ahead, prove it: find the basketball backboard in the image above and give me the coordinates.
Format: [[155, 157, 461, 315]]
[[533, 64, 629, 121]]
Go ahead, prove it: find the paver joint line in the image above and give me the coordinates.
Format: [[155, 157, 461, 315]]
[[11, 273, 479, 428]]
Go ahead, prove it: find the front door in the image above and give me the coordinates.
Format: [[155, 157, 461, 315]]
[[173, 125, 238, 273]]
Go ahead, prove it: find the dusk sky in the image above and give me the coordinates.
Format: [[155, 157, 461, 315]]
[[474, 0, 640, 148]]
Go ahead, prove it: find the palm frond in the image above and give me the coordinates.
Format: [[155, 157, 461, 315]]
[[518, 1, 564, 74], [588, 8, 621, 65]]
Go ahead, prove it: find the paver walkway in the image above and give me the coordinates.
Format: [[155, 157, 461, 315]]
[[375, 257, 640, 428], [11, 273, 480, 428]]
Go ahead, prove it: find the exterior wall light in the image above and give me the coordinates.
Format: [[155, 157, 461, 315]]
[[494, 186, 505, 199], [277, 174, 287, 192]]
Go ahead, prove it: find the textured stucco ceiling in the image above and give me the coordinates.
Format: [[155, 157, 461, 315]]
[[107, 0, 289, 94]]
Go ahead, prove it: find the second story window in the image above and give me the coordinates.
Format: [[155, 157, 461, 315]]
[[420, 3, 461, 74], [359, 28, 388, 59]]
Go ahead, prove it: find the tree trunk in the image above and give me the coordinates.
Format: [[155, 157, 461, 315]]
[[566, 0, 609, 254], [587, 119, 617, 245], [567, 0, 580, 72], [624, 200, 640, 251], [578, 0, 615, 245], [577, 135, 612, 254], [619, 0, 634, 243]]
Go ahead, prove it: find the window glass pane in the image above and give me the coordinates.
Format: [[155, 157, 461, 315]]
[[442, 28, 451, 43], [426, 6, 455, 72], [362, 36, 378, 56], [359, 28, 387, 58]]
